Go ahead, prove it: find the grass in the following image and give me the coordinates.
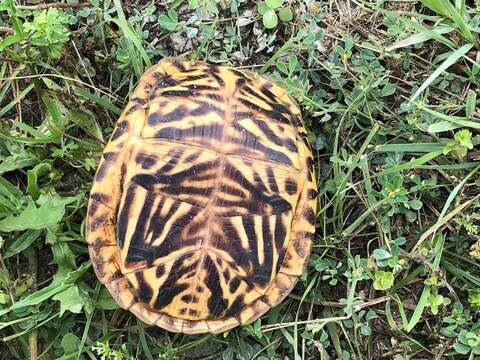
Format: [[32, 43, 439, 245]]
[[0, 0, 480, 359]]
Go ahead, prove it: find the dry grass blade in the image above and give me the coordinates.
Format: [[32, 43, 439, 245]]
[[411, 193, 480, 253], [262, 296, 389, 332]]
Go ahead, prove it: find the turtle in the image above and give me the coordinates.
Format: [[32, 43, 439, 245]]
[[86, 59, 317, 334]]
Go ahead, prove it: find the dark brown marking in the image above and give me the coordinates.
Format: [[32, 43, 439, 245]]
[[285, 179, 297, 195], [181, 294, 197, 303], [207, 93, 223, 103], [189, 309, 199, 317], [125, 103, 142, 116], [184, 152, 201, 163], [304, 207, 316, 225], [223, 269, 230, 283], [155, 124, 224, 142], [156, 75, 180, 88], [204, 255, 228, 318], [102, 151, 118, 161], [90, 192, 110, 204], [229, 277, 240, 293], [190, 101, 225, 117], [117, 186, 136, 249], [161, 89, 199, 97], [307, 189, 317, 200], [134, 272, 153, 304], [88, 214, 107, 232], [294, 240, 307, 258], [135, 154, 156, 169], [235, 77, 246, 88], [156, 264, 165, 278], [153, 255, 195, 310], [171, 59, 187, 72], [253, 118, 297, 152], [131, 97, 146, 105], [148, 106, 188, 125], [111, 121, 128, 141], [225, 295, 245, 318], [109, 269, 123, 282], [230, 68, 246, 79], [88, 203, 99, 218], [207, 65, 225, 87]]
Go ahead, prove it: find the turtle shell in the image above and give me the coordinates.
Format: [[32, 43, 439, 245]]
[[86, 59, 317, 334]]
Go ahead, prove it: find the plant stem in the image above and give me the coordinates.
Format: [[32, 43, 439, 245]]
[[17, 3, 90, 10], [28, 249, 38, 360]]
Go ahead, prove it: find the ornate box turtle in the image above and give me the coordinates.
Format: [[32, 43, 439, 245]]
[[86, 59, 318, 334]]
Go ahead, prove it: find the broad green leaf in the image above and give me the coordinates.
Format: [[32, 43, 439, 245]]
[[409, 199, 423, 210], [7, 121, 59, 144], [97, 288, 119, 310], [42, 77, 64, 91], [420, 105, 480, 131], [158, 10, 178, 31], [257, 1, 269, 15], [53, 286, 84, 316], [27, 162, 52, 199], [0, 195, 74, 232], [453, 342, 471, 355], [0, 284, 69, 316], [437, 165, 479, 221], [372, 248, 392, 261], [0, 261, 90, 317], [61, 333, 80, 355], [427, 121, 463, 133], [398, 17, 457, 49], [263, 10, 278, 29], [406, 236, 444, 332], [427, 294, 445, 315], [0, 292, 9, 305], [278, 7, 293, 22], [52, 242, 77, 272], [375, 151, 443, 177], [265, 0, 283, 9], [373, 271, 394, 291], [204, 0, 218, 14]]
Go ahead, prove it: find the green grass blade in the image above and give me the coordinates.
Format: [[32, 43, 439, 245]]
[[74, 87, 122, 115], [374, 151, 443, 177], [386, 25, 454, 51], [112, 0, 151, 73], [405, 235, 444, 332], [421, 0, 474, 42], [398, 17, 457, 49], [0, 83, 34, 117], [437, 165, 480, 220], [137, 320, 154, 360], [410, 44, 473, 102], [375, 143, 445, 153], [419, 104, 480, 131]]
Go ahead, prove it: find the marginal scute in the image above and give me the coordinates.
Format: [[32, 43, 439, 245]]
[[86, 59, 317, 334]]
